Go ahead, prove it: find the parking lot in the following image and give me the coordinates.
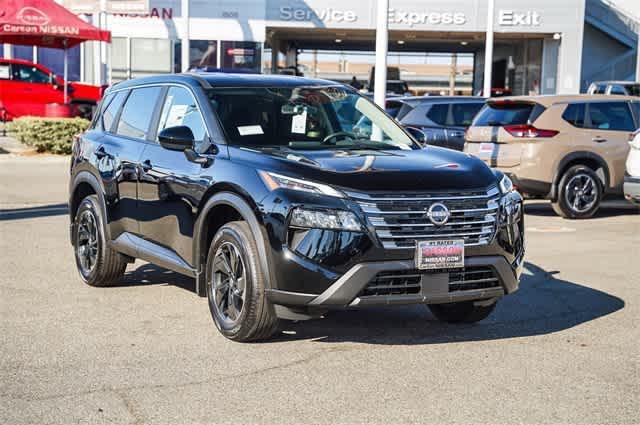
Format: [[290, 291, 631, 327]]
[[0, 155, 638, 424]]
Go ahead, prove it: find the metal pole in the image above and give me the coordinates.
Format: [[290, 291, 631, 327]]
[[636, 35, 640, 81], [181, 0, 190, 72], [99, 0, 107, 84], [373, 0, 388, 109], [63, 43, 69, 104], [483, 0, 495, 97], [449, 53, 457, 95]]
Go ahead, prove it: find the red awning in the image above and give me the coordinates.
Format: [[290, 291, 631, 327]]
[[0, 0, 111, 48]]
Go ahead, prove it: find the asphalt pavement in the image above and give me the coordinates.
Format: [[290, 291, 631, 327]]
[[1, 155, 639, 425]]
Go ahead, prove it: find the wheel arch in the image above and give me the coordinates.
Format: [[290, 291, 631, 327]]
[[193, 188, 272, 297], [550, 151, 610, 201], [69, 171, 110, 240]]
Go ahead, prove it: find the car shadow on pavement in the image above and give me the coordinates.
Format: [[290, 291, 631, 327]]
[[116, 261, 624, 345], [276, 261, 625, 345], [0, 203, 69, 221], [116, 263, 196, 293]]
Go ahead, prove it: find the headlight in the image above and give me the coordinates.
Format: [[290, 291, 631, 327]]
[[259, 171, 345, 198], [290, 208, 363, 231], [499, 174, 514, 194]]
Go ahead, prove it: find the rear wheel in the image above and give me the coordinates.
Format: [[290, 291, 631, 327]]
[[206, 221, 279, 342], [428, 300, 497, 324], [73, 195, 127, 286], [551, 165, 603, 219]]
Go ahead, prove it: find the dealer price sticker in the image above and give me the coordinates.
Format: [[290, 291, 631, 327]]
[[416, 239, 465, 270]]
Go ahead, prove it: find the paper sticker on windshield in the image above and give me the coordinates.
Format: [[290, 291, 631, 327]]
[[0, 65, 9, 80], [238, 125, 264, 136], [291, 109, 307, 134], [165, 104, 188, 128]]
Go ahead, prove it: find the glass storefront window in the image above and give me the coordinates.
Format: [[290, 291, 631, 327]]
[[190, 40, 218, 69], [130, 38, 172, 78], [221, 41, 261, 72], [110, 37, 128, 82], [38, 46, 81, 81]]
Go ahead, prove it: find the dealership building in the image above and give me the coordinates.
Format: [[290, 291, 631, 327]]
[[2, 0, 639, 95]]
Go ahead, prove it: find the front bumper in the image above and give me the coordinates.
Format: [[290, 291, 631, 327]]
[[267, 255, 520, 309], [623, 174, 640, 204]]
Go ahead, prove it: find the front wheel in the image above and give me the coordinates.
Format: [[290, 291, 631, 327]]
[[551, 165, 603, 219], [428, 300, 497, 324], [72, 195, 127, 286], [206, 221, 279, 342]]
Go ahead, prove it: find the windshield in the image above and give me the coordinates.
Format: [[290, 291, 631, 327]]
[[207, 86, 417, 151]]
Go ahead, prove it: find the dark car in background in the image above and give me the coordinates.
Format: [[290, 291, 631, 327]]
[[397, 97, 486, 151]]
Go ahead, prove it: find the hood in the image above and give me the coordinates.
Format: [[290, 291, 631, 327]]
[[230, 146, 497, 192]]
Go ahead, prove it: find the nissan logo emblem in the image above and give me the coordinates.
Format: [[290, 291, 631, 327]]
[[426, 202, 450, 226]]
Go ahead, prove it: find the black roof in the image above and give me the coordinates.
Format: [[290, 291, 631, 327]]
[[110, 72, 341, 92]]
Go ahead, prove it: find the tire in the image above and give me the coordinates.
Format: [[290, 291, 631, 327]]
[[428, 300, 497, 324], [72, 195, 127, 286], [206, 221, 279, 342], [551, 165, 603, 219]]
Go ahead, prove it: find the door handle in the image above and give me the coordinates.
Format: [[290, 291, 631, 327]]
[[592, 136, 607, 143], [141, 159, 153, 172]]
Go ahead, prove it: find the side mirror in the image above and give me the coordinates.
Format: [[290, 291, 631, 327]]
[[158, 126, 194, 151], [405, 126, 427, 144]]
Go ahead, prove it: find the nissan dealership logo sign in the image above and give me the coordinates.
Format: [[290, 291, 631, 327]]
[[17, 7, 50, 26]]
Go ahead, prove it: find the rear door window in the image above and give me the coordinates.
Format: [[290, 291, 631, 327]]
[[116, 86, 163, 140], [594, 84, 606, 94], [451, 102, 484, 127], [587, 102, 635, 131], [562, 103, 586, 128], [472, 102, 544, 126], [101, 90, 128, 132], [426, 104, 448, 126]]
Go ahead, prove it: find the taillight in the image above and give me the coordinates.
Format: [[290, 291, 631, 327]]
[[504, 124, 558, 138]]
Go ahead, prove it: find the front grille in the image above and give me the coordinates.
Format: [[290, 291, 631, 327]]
[[348, 186, 500, 250], [359, 270, 422, 297], [358, 266, 500, 298], [448, 266, 500, 292]]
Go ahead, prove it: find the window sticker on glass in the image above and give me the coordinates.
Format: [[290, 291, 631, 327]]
[[291, 109, 307, 134], [238, 125, 264, 136], [0, 65, 10, 80], [165, 104, 189, 128]]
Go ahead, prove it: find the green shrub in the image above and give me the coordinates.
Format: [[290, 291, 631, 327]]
[[7, 117, 90, 154]]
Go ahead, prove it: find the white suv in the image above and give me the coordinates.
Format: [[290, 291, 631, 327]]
[[624, 129, 640, 204]]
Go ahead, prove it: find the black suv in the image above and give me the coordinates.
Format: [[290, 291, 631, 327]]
[[69, 74, 525, 341]]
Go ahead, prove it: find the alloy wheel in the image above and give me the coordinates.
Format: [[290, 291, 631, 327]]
[[76, 210, 99, 273], [564, 173, 597, 213], [211, 242, 246, 325]]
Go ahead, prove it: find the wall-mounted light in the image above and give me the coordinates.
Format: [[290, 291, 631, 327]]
[[335, 39, 342, 43], [460, 41, 468, 46], [397, 40, 405, 45], [553, 33, 562, 40]]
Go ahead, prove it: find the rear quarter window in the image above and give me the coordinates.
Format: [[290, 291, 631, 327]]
[[561, 103, 586, 128], [101, 90, 128, 132], [472, 102, 545, 126]]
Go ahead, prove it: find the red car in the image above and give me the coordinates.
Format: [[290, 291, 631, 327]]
[[0, 58, 106, 120]]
